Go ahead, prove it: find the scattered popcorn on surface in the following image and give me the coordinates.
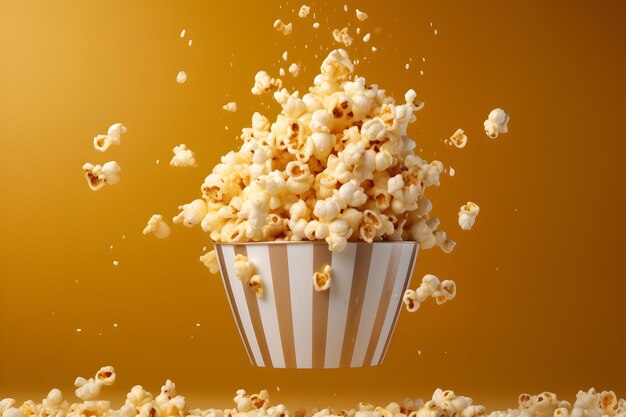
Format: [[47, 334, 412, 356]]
[[223, 102, 238, 112], [448, 128, 467, 148], [273, 19, 293, 35], [176, 70, 187, 84], [170, 49, 459, 253], [93, 123, 127, 152], [251, 71, 283, 95], [170, 144, 199, 168], [3, 370, 624, 417], [82, 161, 121, 191], [313, 264, 332, 291], [142, 214, 171, 239], [356, 9, 368, 21], [404, 274, 456, 312], [458, 202, 480, 230], [484, 108, 509, 139], [332, 27, 353, 47], [298, 5, 310, 18], [288, 63, 300, 77], [200, 249, 220, 274]]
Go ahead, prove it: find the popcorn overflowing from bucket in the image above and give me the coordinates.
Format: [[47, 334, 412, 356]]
[[1, 368, 624, 417]]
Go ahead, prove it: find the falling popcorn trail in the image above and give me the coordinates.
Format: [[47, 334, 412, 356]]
[[176, 71, 187, 84]]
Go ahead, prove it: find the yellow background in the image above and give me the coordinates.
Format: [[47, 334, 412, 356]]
[[1, 0, 625, 410]]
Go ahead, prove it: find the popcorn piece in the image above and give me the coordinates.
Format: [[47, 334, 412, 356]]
[[298, 5, 310, 18], [363, 33, 370, 43], [200, 250, 220, 274], [74, 366, 116, 401], [483, 108, 509, 139], [251, 71, 283, 95], [176, 71, 187, 84], [403, 289, 419, 312], [173, 199, 207, 227], [313, 264, 332, 291], [313, 22, 320, 29], [458, 202, 480, 230], [233, 254, 256, 283], [179, 29, 186, 38], [143, 214, 171, 239], [273, 19, 293, 35], [279, 68, 286, 77], [82, 161, 121, 191], [282, 51, 288, 61], [332, 27, 353, 47], [222, 102, 237, 112], [356, 9, 368, 21], [248, 274, 264, 297], [170, 144, 199, 168], [94, 123, 127, 152], [288, 63, 300, 77], [449, 128, 467, 148]]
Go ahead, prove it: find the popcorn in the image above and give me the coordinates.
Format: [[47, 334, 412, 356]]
[[74, 366, 116, 401], [298, 5, 310, 18], [143, 214, 171, 239], [356, 9, 368, 21], [448, 129, 467, 148], [483, 108, 509, 139], [200, 250, 220, 274], [273, 19, 293, 35], [2, 409, 23, 417], [170, 144, 199, 168], [173, 199, 208, 227], [403, 289, 419, 312], [458, 202, 480, 231], [82, 161, 121, 191], [362, 33, 370, 43], [176, 71, 187, 84], [288, 63, 300, 77], [313, 264, 332, 291], [223, 102, 238, 112], [332, 27, 353, 47], [248, 275, 264, 297], [251, 71, 283, 95], [233, 254, 256, 283], [94, 123, 127, 152], [404, 274, 456, 312]]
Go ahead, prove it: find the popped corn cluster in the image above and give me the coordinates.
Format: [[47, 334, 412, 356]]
[[2, 369, 624, 417], [82, 161, 121, 191], [403, 274, 456, 312], [94, 123, 127, 152], [179, 48, 457, 255]]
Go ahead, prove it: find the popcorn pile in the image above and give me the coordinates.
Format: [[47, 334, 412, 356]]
[[2, 368, 624, 417], [175, 48, 459, 263]]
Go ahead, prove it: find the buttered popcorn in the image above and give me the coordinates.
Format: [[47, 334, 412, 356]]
[[313, 264, 332, 291], [175, 48, 457, 254], [3, 370, 624, 417], [82, 161, 121, 191]]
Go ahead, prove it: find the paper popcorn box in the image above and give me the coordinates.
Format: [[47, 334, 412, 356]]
[[214, 241, 419, 368]]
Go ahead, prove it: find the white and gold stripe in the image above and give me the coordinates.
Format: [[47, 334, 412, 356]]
[[214, 241, 418, 369]]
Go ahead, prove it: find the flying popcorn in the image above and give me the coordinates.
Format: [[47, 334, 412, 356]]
[[82, 161, 121, 191], [199, 249, 220, 274], [313, 264, 332, 291], [93, 122, 127, 152], [288, 63, 300, 77], [483, 108, 509, 139], [251, 71, 283, 95], [170, 144, 199, 168], [298, 5, 310, 18], [74, 366, 116, 401], [248, 275, 264, 297], [356, 9, 368, 21], [363, 33, 371, 43], [176, 71, 187, 84], [458, 202, 480, 230], [171, 48, 457, 253], [404, 274, 457, 312], [448, 128, 467, 148], [332, 27, 353, 47], [223, 102, 238, 112], [142, 214, 171, 239], [273, 19, 292, 35]]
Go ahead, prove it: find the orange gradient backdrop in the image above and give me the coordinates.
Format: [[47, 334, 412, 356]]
[[1, 0, 625, 410]]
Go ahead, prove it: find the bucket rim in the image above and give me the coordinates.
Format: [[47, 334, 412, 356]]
[[213, 240, 419, 247]]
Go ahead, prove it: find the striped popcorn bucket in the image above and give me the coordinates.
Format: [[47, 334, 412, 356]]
[[214, 241, 418, 368]]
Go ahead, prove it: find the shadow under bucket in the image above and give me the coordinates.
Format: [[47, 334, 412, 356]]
[[214, 241, 418, 368]]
